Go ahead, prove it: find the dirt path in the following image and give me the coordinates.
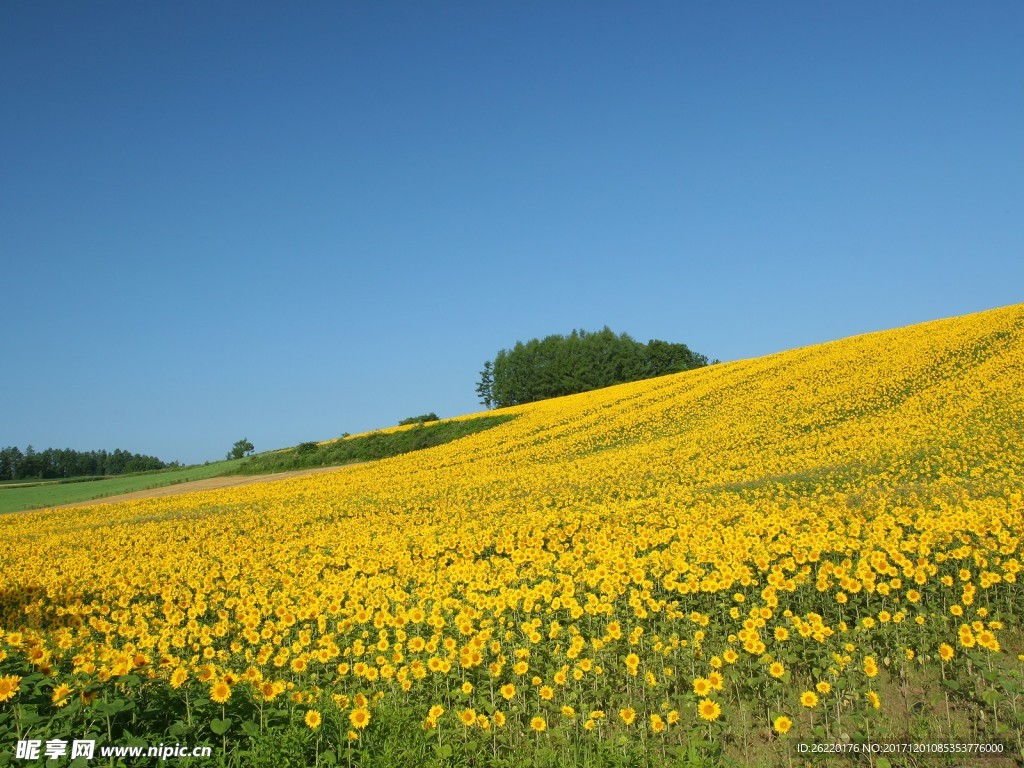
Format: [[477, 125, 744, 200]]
[[54, 466, 351, 509]]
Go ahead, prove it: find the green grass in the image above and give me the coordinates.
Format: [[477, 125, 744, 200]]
[[0, 460, 244, 514], [233, 414, 518, 475]]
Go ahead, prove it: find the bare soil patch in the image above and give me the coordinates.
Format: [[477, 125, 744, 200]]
[[54, 465, 351, 509]]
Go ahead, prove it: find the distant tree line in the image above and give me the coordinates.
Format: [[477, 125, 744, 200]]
[[477, 327, 711, 409], [0, 445, 175, 481]]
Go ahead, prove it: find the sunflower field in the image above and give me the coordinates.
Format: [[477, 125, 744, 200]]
[[2, 304, 1024, 767]]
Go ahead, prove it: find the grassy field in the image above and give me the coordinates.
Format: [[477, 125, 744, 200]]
[[232, 414, 518, 475], [1, 303, 1023, 767], [0, 460, 243, 514]]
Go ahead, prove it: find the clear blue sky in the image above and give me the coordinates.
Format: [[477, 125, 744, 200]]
[[2, 2, 1022, 465]]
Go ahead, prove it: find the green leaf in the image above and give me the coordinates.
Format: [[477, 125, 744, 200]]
[[168, 721, 192, 738], [210, 717, 232, 735], [435, 743, 453, 759], [16, 710, 43, 726], [94, 698, 133, 716], [240, 720, 261, 737], [876, 758, 892, 768]]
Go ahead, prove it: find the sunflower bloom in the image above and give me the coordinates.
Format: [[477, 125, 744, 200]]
[[697, 698, 721, 722], [349, 708, 371, 729], [51, 683, 73, 708], [863, 657, 878, 677], [650, 713, 666, 733], [209, 681, 231, 704]]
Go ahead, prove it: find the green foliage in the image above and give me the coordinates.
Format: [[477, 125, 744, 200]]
[[0, 459, 244, 515], [397, 413, 440, 426], [232, 415, 517, 475], [476, 360, 494, 409], [485, 327, 709, 408], [0, 445, 173, 481], [4, 650, 1018, 768], [227, 438, 255, 461]]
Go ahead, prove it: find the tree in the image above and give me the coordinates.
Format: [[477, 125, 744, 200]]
[[480, 328, 710, 408], [0, 447, 22, 481], [228, 438, 255, 460], [398, 413, 439, 426], [21, 445, 41, 479], [475, 361, 494, 409]]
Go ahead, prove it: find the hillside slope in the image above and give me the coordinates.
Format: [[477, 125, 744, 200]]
[[2, 303, 1023, 766]]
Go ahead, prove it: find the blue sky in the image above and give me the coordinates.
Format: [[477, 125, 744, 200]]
[[2, 2, 1022, 465]]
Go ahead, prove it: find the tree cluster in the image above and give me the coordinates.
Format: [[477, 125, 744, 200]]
[[398, 413, 440, 426], [477, 327, 710, 409], [0, 445, 174, 481]]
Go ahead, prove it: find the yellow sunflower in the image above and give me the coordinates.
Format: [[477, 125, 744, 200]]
[[349, 707, 371, 729], [209, 681, 231, 704], [51, 683, 73, 708], [697, 698, 721, 722]]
